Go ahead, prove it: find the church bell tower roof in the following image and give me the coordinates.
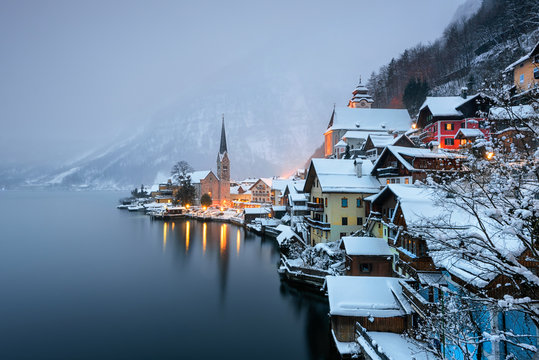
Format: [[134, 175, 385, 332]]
[[219, 114, 228, 154]]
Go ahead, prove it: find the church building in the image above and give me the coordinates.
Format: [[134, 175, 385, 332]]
[[216, 115, 231, 205]]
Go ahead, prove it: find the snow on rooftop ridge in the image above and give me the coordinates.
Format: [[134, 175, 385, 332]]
[[341, 236, 392, 256], [489, 105, 537, 120], [329, 107, 411, 133], [419, 96, 469, 117]]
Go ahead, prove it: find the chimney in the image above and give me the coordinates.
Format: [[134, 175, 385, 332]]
[[461, 87, 468, 99], [429, 141, 439, 153], [354, 159, 363, 177]]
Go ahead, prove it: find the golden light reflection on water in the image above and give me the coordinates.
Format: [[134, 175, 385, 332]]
[[172, 222, 175, 230], [220, 224, 227, 255], [202, 223, 207, 254], [186, 221, 190, 253], [163, 222, 168, 250], [236, 229, 241, 256]]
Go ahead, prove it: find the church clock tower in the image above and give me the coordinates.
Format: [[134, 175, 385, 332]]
[[216, 115, 230, 204], [348, 77, 374, 108]]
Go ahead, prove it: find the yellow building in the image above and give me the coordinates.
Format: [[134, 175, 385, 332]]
[[304, 158, 381, 245], [504, 41, 539, 92]]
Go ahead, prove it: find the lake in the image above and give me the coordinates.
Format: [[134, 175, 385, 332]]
[[0, 191, 338, 359]]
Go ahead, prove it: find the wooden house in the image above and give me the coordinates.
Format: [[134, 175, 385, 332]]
[[362, 133, 415, 161], [340, 236, 393, 277], [417, 92, 491, 149], [370, 145, 466, 185], [326, 276, 412, 344]]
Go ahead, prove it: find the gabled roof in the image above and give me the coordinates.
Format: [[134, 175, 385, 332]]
[[455, 128, 484, 139], [371, 146, 465, 173], [503, 40, 539, 72], [326, 276, 411, 317], [187, 170, 213, 184], [366, 134, 398, 148], [304, 159, 381, 194], [326, 107, 411, 133], [341, 236, 392, 256], [249, 178, 272, 190]]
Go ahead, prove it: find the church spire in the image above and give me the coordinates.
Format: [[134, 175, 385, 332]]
[[219, 114, 227, 154]]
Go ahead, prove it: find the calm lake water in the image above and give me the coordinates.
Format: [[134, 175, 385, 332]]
[[0, 191, 338, 359]]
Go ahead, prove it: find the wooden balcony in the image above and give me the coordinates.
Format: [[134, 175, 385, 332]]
[[305, 217, 331, 230], [399, 280, 436, 319], [307, 202, 324, 212], [376, 167, 400, 177]]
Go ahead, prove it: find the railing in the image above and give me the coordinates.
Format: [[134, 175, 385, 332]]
[[306, 202, 324, 211], [376, 167, 400, 177], [355, 322, 392, 360], [304, 217, 331, 230], [399, 280, 435, 319]]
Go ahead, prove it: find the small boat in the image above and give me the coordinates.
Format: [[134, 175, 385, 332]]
[[127, 205, 144, 211], [116, 204, 129, 209], [161, 206, 187, 220]]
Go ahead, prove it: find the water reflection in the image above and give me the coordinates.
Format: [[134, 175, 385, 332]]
[[163, 222, 168, 250], [236, 229, 241, 256], [220, 224, 227, 256], [202, 222, 207, 254], [185, 221, 190, 253]]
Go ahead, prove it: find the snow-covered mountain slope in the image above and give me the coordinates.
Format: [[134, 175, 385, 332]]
[[31, 70, 331, 189]]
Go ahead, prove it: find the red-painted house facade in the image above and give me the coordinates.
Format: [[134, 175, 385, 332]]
[[417, 93, 492, 150]]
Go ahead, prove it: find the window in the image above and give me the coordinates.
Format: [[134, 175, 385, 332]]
[[405, 178, 409, 184], [390, 178, 396, 184], [325, 214, 328, 223], [357, 217, 363, 226], [360, 263, 372, 273], [325, 198, 328, 207], [444, 138, 454, 146], [356, 198, 362, 208], [395, 178, 401, 184], [386, 179, 390, 184], [534, 68, 539, 80], [340, 232, 346, 238], [520, 74, 524, 83], [342, 217, 348, 225], [445, 123, 454, 131], [389, 208, 394, 219], [341, 198, 348, 207]]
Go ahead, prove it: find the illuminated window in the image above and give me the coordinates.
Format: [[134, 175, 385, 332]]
[[386, 179, 390, 184], [405, 178, 409, 184], [341, 198, 348, 207], [325, 198, 328, 207], [445, 123, 454, 131]]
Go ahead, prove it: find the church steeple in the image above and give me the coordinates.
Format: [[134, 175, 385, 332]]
[[348, 77, 374, 108], [219, 114, 227, 154]]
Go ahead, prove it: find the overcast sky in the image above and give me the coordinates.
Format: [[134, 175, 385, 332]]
[[0, 0, 466, 167]]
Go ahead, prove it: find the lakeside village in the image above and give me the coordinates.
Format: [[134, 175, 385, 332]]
[[118, 44, 539, 360]]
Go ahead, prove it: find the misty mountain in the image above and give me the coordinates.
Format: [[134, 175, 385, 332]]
[[21, 69, 332, 190]]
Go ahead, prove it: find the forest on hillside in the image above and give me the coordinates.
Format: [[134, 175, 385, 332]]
[[367, 0, 539, 117]]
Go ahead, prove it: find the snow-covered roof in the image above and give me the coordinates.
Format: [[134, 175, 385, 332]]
[[326, 276, 411, 317], [289, 193, 308, 202], [488, 105, 536, 120], [308, 159, 381, 194], [342, 130, 369, 139], [244, 207, 270, 215], [271, 179, 289, 192], [327, 107, 412, 133], [272, 205, 286, 211], [454, 128, 484, 138], [419, 96, 470, 117], [341, 236, 392, 256], [335, 139, 347, 147], [368, 134, 398, 148], [366, 332, 438, 360], [372, 146, 465, 173], [503, 41, 539, 72], [187, 170, 212, 184]]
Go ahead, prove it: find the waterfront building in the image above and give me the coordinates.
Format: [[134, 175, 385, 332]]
[[304, 158, 381, 244]]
